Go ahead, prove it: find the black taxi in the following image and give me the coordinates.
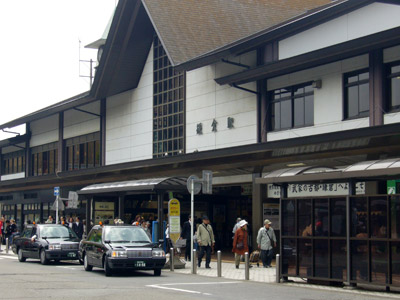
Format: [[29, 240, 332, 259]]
[[79, 224, 166, 276], [12, 224, 80, 264]]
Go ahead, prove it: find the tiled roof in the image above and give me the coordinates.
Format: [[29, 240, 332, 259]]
[[142, 0, 333, 66]]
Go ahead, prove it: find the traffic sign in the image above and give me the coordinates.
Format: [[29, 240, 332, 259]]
[[54, 187, 60, 196], [202, 170, 213, 194], [187, 175, 201, 195]]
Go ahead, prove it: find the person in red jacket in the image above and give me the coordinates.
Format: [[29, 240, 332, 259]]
[[232, 220, 249, 269]]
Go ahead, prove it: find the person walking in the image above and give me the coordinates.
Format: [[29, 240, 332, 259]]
[[180, 215, 192, 261], [72, 217, 84, 239], [257, 219, 277, 268], [232, 217, 241, 239], [232, 220, 249, 269], [197, 215, 215, 269]]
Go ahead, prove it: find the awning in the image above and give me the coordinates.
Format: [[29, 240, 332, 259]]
[[256, 158, 400, 185], [78, 177, 188, 195]]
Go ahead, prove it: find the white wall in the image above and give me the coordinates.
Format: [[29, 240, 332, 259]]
[[30, 114, 59, 147], [267, 54, 369, 141], [106, 46, 153, 165], [64, 101, 100, 139], [279, 3, 400, 60], [186, 51, 258, 153]]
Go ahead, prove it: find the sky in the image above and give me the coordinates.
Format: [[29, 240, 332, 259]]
[[0, 0, 118, 140]]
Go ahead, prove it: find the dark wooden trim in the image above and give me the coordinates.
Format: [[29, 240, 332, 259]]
[[100, 98, 106, 166], [215, 27, 400, 86], [58, 112, 64, 172], [25, 122, 30, 176], [369, 50, 384, 126]]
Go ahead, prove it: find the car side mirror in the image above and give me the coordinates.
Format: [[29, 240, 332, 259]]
[[104, 240, 111, 244]]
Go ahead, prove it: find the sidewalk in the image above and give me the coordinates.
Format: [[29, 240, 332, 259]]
[[171, 258, 278, 283]]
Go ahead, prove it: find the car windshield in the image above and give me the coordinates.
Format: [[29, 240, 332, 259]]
[[40, 226, 78, 239], [104, 227, 151, 243]]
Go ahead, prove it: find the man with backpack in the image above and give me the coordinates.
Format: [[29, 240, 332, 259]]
[[257, 219, 276, 268]]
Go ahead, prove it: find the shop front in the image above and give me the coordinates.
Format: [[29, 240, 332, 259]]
[[256, 160, 400, 290]]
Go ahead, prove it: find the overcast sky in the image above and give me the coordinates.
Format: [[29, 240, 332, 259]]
[[0, 0, 117, 140]]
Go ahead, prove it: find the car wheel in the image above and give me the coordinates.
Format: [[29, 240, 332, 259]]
[[154, 268, 161, 276], [40, 249, 48, 265], [104, 257, 112, 277], [18, 249, 26, 262], [83, 254, 92, 271]]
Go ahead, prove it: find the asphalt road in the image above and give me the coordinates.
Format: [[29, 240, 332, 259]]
[[0, 255, 397, 300]]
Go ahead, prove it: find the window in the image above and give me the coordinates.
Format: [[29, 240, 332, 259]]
[[31, 142, 58, 176], [153, 35, 185, 158], [2, 150, 25, 175], [344, 70, 369, 119], [270, 83, 314, 131], [386, 62, 400, 111], [65, 132, 100, 171]]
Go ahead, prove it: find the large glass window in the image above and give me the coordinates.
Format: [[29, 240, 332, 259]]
[[65, 132, 100, 171], [2, 150, 25, 175], [386, 62, 400, 111], [31, 142, 58, 176], [153, 36, 185, 158], [344, 70, 369, 119], [270, 83, 314, 131]]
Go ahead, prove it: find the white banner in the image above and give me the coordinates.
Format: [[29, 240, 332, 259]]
[[268, 182, 365, 198]]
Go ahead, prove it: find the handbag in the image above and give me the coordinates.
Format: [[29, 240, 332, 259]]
[[236, 241, 244, 249]]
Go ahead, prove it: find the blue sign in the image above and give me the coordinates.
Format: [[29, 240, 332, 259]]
[[54, 187, 60, 196]]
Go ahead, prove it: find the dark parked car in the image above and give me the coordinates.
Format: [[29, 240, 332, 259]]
[[79, 224, 166, 276], [12, 224, 80, 264]]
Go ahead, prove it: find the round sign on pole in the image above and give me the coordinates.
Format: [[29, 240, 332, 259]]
[[187, 175, 201, 195]]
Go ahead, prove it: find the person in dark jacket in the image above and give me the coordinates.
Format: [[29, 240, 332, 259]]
[[72, 216, 84, 239], [180, 215, 192, 261]]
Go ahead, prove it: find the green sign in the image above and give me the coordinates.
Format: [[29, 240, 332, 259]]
[[388, 180, 397, 194]]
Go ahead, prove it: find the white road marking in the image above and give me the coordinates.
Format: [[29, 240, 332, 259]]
[[0, 255, 18, 260], [146, 281, 239, 296], [56, 266, 79, 270]]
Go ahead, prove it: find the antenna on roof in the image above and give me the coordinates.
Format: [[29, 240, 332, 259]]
[[78, 39, 95, 89]]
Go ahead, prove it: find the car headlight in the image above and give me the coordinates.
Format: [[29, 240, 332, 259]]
[[111, 250, 127, 258], [152, 250, 165, 257], [49, 244, 61, 250]]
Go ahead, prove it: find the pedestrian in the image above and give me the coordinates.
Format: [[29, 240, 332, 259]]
[[72, 216, 84, 239], [45, 215, 54, 224], [132, 215, 142, 226], [60, 216, 68, 227], [180, 215, 192, 261], [232, 220, 249, 269], [0, 216, 4, 247], [5, 220, 12, 248], [197, 215, 215, 269], [141, 221, 152, 240], [232, 217, 241, 239], [9, 219, 18, 246], [257, 219, 277, 268], [68, 217, 74, 228]]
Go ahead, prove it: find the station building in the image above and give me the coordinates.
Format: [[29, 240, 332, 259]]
[[1, 0, 400, 288]]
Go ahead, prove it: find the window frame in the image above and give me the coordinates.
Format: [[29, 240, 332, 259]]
[[269, 82, 314, 132], [343, 69, 370, 120], [386, 61, 400, 112]]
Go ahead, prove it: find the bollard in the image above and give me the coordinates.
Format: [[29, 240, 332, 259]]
[[217, 250, 222, 277], [245, 252, 249, 280], [170, 248, 174, 271], [275, 254, 280, 283], [5, 238, 9, 254], [192, 249, 197, 274]]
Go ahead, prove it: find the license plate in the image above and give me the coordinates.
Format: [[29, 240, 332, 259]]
[[68, 252, 76, 258], [135, 261, 146, 267]]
